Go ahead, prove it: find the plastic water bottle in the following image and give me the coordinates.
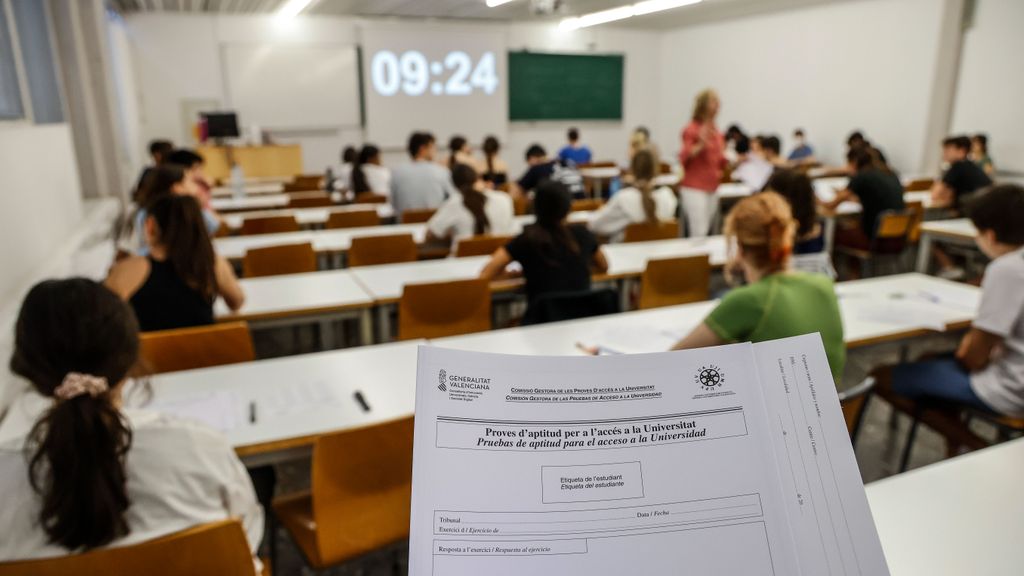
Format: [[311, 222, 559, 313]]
[[325, 166, 335, 194], [230, 164, 245, 199]]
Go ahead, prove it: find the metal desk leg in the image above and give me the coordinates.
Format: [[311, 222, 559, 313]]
[[359, 308, 373, 346], [376, 304, 393, 343], [318, 319, 336, 350], [916, 233, 933, 273], [824, 216, 836, 255], [619, 278, 633, 312]]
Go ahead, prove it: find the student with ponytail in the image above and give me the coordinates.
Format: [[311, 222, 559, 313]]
[[0, 278, 262, 561], [427, 163, 515, 249], [480, 135, 509, 186], [588, 149, 678, 242], [350, 144, 392, 199], [481, 180, 608, 324], [670, 192, 846, 384], [106, 194, 244, 331]]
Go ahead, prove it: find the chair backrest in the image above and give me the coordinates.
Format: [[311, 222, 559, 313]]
[[638, 255, 710, 310], [311, 417, 414, 566], [139, 321, 255, 374], [401, 208, 436, 223], [398, 279, 491, 340], [903, 177, 934, 192], [512, 194, 529, 216], [454, 235, 511, 258], [284, 174, 322, 192], [837, 376, 876, 438], [240, 215, 299, 236], [526, 288, 619, 325], [577, 161, 617, 169], [326, 210, 380, 229], [243, 242, 317, 277], [348, 234, 418, 267], [571, 198, 603, 212], [352, 192, 388, 204], [0, 520, 256, 576], [622, 220, 678, 243], [905, 200, 926, 243], [874, 211, 913, 239], [288, 194, 334, 209]]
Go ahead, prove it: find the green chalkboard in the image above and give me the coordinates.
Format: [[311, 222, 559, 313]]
[[508, 52, 624, 121]]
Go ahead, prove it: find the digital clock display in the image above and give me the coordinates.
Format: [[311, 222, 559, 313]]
[[370, 50, 499, 97]]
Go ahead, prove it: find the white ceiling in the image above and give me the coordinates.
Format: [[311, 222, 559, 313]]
[[107, 0, 860, 30]]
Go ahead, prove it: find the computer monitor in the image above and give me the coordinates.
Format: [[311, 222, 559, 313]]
[[203, 112, 240, 139]]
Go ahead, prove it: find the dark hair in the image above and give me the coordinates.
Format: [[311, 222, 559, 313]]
[[341, 146, 357, 164], [408, 132, 435, 158], [164, 149, 203, 168], [725, 124, 745, 141], [525, 144, 546, 161], [448, 136, 468, 169], [972, 133, 988, 152], [766, 169, 816, 237], [147, 194, 218, 302], [762, 136, 781, 156], [966, 184, 1024, 245], [847, 145, 875, 171], [525, 180, 578, 266], [847, 131, 865, 146], [452, 163, 489, 235], [134, 164, 185, 206], [734, 136, 751, 155], [13, 279, 139, 551], [943, 135, 972, 152], [351, 144, 380, 195], [630, 149, 659, 225], [567, 128, 580, 142], [793, 129, 805, 137], [483, 136, 500, 176], [148, 140, 173, 160]]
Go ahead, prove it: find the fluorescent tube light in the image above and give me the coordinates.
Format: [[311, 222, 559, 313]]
[[632, 0, 702, 16], [486, 0, 518, 6], [560, 0, 702, 30], [277, 0, 314, 19]]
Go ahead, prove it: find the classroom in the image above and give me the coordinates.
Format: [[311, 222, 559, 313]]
[[0, 0, 1022, 574]]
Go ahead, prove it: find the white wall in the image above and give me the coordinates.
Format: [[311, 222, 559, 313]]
[[121, 13, 661, 177], [950, 0, 1024, 174], [657, 0, 951, 175]]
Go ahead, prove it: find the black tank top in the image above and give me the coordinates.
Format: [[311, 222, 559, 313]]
[[130, 257, 215, 332]]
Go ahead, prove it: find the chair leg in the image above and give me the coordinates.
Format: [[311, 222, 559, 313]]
[[899, 415, 920, 472], [269, 511, 278, 575], [850, 394, 871, 448]]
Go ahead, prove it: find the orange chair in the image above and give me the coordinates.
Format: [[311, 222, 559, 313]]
[[0, 520, 258, 576], [272, 417, 413, 573], [326, 210, 380, 229], [401, 208, 436, 223], [139, 322, 255, 374], [903, 178, 934, 192], [283, 174, 323, 192], [622, 220, 678, 243], [288, 194, 334, 209], [398, 279, 491, 340], [243, 242, 317, 277], [638, 255, 710, 310], [571, 198, 603, 212], [454, 235, 511, 258], [835, 210, 913, 277], [352, 192, 388, 204], [905, 200, 926, 244], [347, 234, 418, 267], [240, 215, 299, 236]]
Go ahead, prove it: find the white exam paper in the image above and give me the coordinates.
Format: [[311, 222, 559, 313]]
[[409, 335, 888, 575]]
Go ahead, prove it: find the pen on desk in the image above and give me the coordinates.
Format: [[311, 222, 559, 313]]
[[249, 401, 257, 424], [354, 390, 371, 412]]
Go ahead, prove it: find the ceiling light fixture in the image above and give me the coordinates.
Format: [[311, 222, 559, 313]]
[[485, 0, 518, 6], [277, 0, 314, 19], [559, 0, 701, 30]]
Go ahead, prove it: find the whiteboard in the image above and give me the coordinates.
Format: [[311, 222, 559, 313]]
[[221, 43, 361, 130]]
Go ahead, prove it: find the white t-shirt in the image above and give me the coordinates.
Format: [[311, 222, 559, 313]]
[[358, 164, 392, 197], [732, 156, 774, 191], [334, 162, 353, 191], [426, 190, 516, 246], [587, 186, 678, 242], [0, 404, 263, 562], [970, 246, 1024, 417]]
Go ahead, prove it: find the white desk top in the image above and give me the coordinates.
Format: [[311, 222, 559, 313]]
[[214, 270, 373, 322], [865, 437, 1024, 575], [214, 222, 430, 260], [211, 194, 291, 212], [578, 167, 621, 178], [223, 204, 395, 231], [210, 182, 285, 197], [920, 218, 977, 240], [716, 182, 754, 199], [602, 236, 728, 277], [349, 256, 493, 303]]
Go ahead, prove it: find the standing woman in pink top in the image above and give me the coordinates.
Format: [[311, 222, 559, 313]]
[[678, 89, 727, 237]]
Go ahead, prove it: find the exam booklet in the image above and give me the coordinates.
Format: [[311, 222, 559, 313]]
[[410, 334, 889, 575]]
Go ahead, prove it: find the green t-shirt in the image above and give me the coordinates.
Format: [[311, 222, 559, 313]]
[[705, 272, 846, 384]]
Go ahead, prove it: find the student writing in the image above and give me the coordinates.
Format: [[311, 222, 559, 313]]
[[588, 149, 678, 242]]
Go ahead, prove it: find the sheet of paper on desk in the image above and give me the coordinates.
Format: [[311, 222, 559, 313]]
[[580, 325, 686, 354], [254, 380, 341, 419], [409, 336, 889, 576], [850, 295, 957, 331], [149, 390, 238, 431]]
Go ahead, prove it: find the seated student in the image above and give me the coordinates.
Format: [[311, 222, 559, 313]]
[[787, 129, 815, 163], [971, 133, 995, 176], [446, 136, 476, 170], [761, 135, 786, 167], [128, 165, 219, 255], [723, 124, 746, 165], [845, 131, 890, 170], [588, 149, 678, 242], [106, 194, 244, 332], [480, 135, 509, 187], [765, 169, 824, 254], [134, 139, 173, 201], [390, 132, 457, 218], [335, 145, 358, 191], [557, 127, 593, 166], [627, 126, 661, 164], [931, 135, 993, 211], [731, 137, 774, 191], [427, 163, 516, 249], [824, 146, 905, 252], [513, 144, 585, 201], [669, 192, 846, 384], [350, 144, 391, 199], [882, 184, 1024, 417], [481, 180, 607, 324], [165, 149, 214, 210], [0, 278, 262, 562]]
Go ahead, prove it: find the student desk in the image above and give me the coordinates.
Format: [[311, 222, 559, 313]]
[[210, 191, 342, 213], [222, 204, 396, 232], [210, 182, 285, 197], [214, 270, 374, 348], [916, 218, 978, 273], [865, 437, 1024, 575]]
